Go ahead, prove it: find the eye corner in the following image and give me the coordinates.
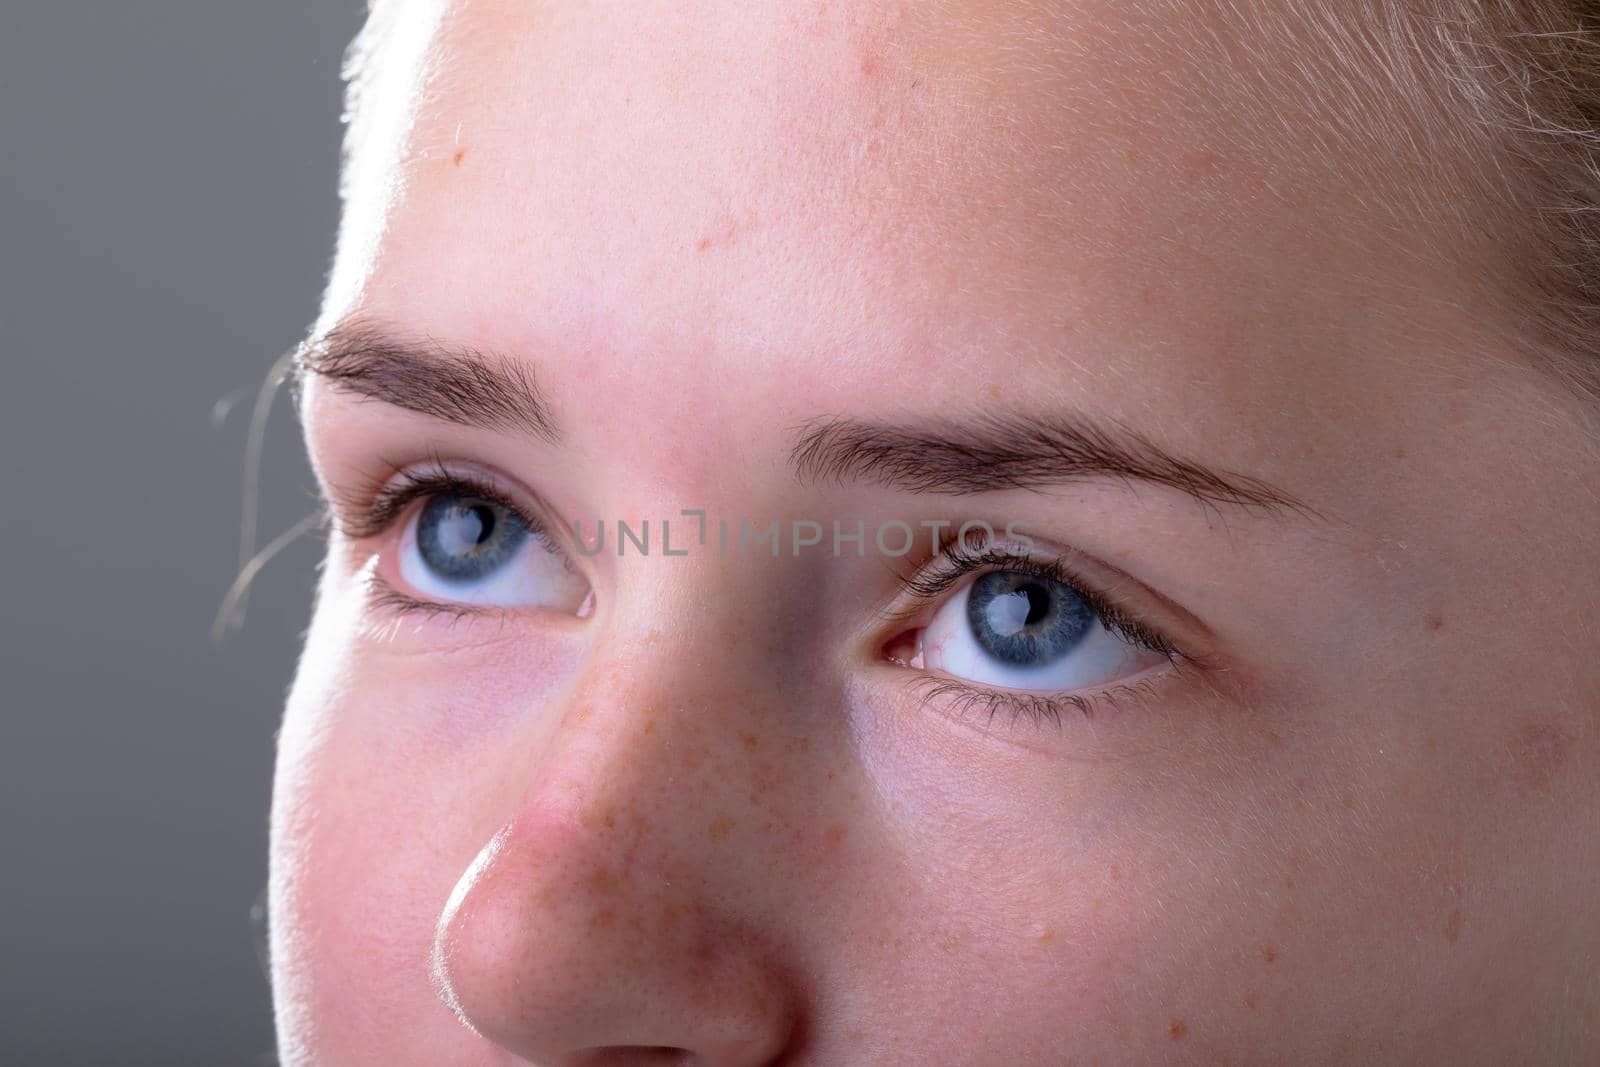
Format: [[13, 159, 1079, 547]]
[[880, 626, 922, 669]]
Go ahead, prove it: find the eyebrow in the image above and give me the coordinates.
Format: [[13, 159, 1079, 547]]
[[294, 320, 561, 444], [297, 320, 1316, 521], [788, 413, 1322, 520]]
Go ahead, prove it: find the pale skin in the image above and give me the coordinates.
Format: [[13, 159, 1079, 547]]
[[270, 1, 1600, 1063]]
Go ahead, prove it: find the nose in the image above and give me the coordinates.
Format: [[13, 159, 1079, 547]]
[[429, 639, 802, 1065]]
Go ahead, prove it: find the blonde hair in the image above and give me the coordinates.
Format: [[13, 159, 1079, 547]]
[[1392, 0, 1600, 407]]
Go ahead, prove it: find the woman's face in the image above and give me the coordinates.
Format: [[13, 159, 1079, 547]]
[[271, 1, 1600, 1063]]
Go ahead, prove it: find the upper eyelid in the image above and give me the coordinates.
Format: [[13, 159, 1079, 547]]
[[885, 540, 1129, 618], [880, 538, 1211, 670], [326, 461, 549, 543], [328, 472, 493, 540], [1002, 541, 1215, 661]]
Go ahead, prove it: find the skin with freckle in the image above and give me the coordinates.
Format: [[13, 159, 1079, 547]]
[[271, 1, 1600, 1064]]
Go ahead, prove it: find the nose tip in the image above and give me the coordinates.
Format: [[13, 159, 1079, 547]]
[[430, 804, 799, 1066]]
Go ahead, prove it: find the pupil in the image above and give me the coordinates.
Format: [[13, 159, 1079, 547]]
[[983, 583, 1052, 637], [1021, 583, 1049, 625], [464, 503, 495, 545]]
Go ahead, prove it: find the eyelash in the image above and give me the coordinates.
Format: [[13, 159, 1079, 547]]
[[905, 674, 1170, 733], [330, 464, 1203, 731], [327, 459, 563, 625], [328, 458, 537, 544], [901, 542, 1181, 658], [887, 537, 1198, 731]]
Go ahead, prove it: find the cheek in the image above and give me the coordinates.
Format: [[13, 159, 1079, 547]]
[[836, 681, 1492, 1058], [268, 640, 493, 1060], [847, 784, 1454, 1059], [834, 684, 1194, 1049]]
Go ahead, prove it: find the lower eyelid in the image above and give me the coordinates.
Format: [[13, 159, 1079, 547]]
[[365, 566, 490, 622], [912, 675, 1103, 730], [898, 654, 1191, 738], [349, 569, 543, 659]]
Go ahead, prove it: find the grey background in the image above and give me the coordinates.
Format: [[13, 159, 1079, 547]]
[[2, 2, 366, 1062]]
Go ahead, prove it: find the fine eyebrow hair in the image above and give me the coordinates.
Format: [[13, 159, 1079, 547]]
[[789, 413, 1322, 520], [294, 320, 561, 444], [295, 320, 1314, 520]]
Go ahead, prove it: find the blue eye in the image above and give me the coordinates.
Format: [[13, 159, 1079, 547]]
[[394, 489, 591, 613], [415, 494, 528, 584], [919, 567, 1167, 693], [965, 571, 1094, 667]]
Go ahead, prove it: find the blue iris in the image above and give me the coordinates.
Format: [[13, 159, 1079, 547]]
[[416, 494, 529, 583], [965, 571, 1094, 667]]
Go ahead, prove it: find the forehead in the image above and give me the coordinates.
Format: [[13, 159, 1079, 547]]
[[323, 0, 1488, 461]]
